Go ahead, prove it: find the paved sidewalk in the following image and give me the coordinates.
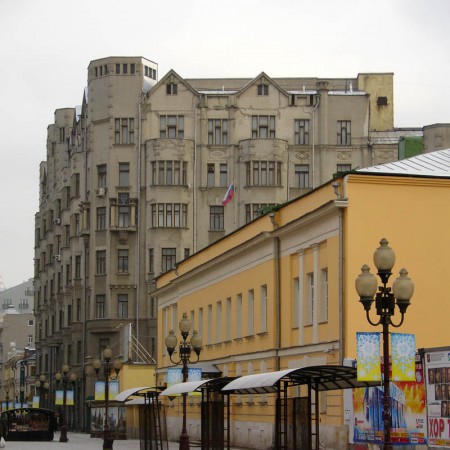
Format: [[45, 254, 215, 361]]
[[2, 431, 250, 450]]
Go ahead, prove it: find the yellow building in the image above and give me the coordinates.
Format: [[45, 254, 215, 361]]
[[155, 149, 450, 448]]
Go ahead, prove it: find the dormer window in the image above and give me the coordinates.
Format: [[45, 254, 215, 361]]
[[257, 83, 269, 96], [166, 83, 178, 95]]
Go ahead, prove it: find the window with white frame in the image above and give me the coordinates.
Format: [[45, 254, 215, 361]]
[[245, 161, 281, 186], [118, 206, 130, 227], [198, 307, 204, 339], [207, 163, 215, 187], [115, 118, 135, 144], [207, 304, 212, 345], [151, 203, 187, 228], [295, 164, 310, 188], [336, 164, 352, 174], [208, 119, 228, 145], [160, 115, 184, 139], [252, 115, 275, 138], [337, 120, 351, 146], [219, 163, 228, 187], [294, 119, 310, 145], [257, 83, 269, 96]]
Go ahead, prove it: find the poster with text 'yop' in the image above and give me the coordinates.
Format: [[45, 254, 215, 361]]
[[424, 348, 450, 447]]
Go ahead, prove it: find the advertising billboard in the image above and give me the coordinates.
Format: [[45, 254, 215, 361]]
[[424, 347, 450, 447]]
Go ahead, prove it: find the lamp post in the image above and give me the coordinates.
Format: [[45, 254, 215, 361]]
[[355, 238, 414, 450], [55, 365, 77, 442], [93, 347, 122, 450], [165, 312, 203, 450], [36, 374, 49, 409]]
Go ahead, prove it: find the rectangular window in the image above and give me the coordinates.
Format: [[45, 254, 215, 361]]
[[210, 206, 224, 230], [257, 84, 269, 96], [162, 248, 176, 272], [336, 164, 352, 174], [225, 298, 231, 341], [207, 305, 213, 345], [252, 115, 275, 138], [115, 119, 134, 144], [245, 161, 281, 186], [294, 119, 310, 145], [292, 277, 300, 328], [96, 295, 106, 318], [236, 294, 242, 338], [337, 120, 351, 146], [118, 206, 130, 227], [151, 203, 187, 228], [130, 63, 135, 74], [208, 119, 228, 145], [166, 83, 178, 95], [75, 255, 81, 279], [118, 162, 130, 186], [151, 161, 187, 186], [123, 64, 128, 74], [118, 294, 128, 318], [247, 289, 254, 336], [116, 64, 120, 74], [245, 203, 277, 223], [149, 248, 154, 273], [160, 115, 184, 139], [96, 250, 106, 275], [319, 268, 328, 323], [77, 298, 81, 321], [198, 307, 204, 339], [305, 273, 314, 326], [216, 301, 222, 343], [219, 163, 228, 187], [118, 249, 129, 273], [97, 207, 106, 230], [207, 163, 215, 187], [98, 164, 107, 188], [260, 285, 267, 333], [295, 164, 310, 188]]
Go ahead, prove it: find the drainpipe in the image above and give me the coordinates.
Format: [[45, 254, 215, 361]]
[[135, 92, 146, 360], [332, 180, 348, 364], [311, 96, 320, 189], [270, 213, 281, 371]]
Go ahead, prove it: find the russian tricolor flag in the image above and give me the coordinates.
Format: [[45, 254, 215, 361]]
[[222, 181, 235, 206]]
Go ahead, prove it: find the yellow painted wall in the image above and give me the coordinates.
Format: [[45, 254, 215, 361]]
[[344, 174, 450, 356]]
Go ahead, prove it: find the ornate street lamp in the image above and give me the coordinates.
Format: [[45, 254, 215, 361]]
[[355, 238, 414, 450], [36, 374, 49, 409], [165, 312, 203, 450], [55, 365, 77, 442], [93, 347, 122, 450]]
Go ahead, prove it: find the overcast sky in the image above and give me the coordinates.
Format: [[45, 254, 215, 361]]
[[0, 0, 449, 288]]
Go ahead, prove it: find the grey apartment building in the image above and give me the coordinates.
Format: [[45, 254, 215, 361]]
[[34, 56, 405, 399]]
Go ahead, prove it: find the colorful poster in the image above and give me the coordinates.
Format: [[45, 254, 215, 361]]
[[357, 332, 381, 381], [32, 395, 40, 408], [392, 333, 416, 381], [94, 381, 119, 401], [424, 348, 450, 447], [352, 355, 427, 445]]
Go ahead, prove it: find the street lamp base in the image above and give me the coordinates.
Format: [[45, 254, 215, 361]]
[[103, 437, 114, 450], [179, 431, 190, 450], [59, 426, 68, 442]]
